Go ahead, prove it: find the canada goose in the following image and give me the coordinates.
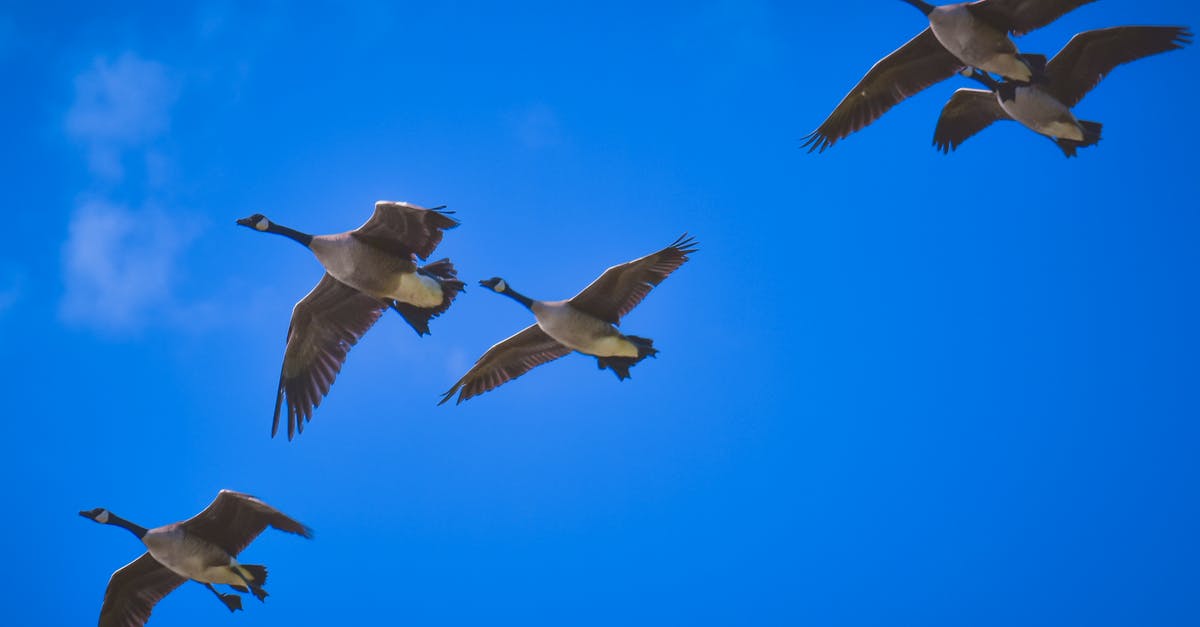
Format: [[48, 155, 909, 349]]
[[934, 26, 1192, 156], [80, 490, 312, 626], [439, 235, 697, 405], [802, 0, 1095, 152], [237, 201, 465, 439]]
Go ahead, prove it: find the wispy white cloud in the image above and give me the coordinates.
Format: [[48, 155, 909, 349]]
[[65, 52, 178, 180], [60, 200, 199, 332], [59, 52, 202, 334]]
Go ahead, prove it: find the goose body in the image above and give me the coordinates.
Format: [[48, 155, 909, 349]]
[[934, 26, 1192, 156], [803, 0, 1096, 151], [926, 3, 1033, 81], [81, 490, 312, 626], [141, 527, 252, 586], [308, 233, 445, 307], [532, 300, 639, 358], [238, 201, 464, 439], [440, 235, 697, 405], [995, 84, 1084, 140]]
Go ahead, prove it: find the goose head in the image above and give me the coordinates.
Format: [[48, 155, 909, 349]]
[[479, 277, 509, 293], [79, 507, 112, 524], [236, 213, 273, 232]]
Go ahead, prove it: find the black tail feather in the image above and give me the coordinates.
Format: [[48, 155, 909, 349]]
[[393, 258, 465, 336], [1019, 53, 1048, 79], [595, 335, 659, 381], [241, 565, 268, 586], [1053, 120, 1102, 158]]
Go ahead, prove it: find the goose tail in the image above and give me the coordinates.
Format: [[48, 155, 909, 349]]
[[595, 335, 658, 381], [394, 259, 465, 335]]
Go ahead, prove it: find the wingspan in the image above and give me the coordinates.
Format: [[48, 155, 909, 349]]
[[98, 553, 186, 627], [351, 201, 459, 260], [803, 29, 963, 152], [274, 274, 387, 439], [567, 234, 697, 326], [967, 0, 1097, 37], [933, 88, 1010, 153], [439, 325, 573, 405], [180, 490, 313, 557], [1043, 26, 1192, 108]]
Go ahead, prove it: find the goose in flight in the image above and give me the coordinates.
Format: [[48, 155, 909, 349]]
[[237, 201, 465, 439], [80, 490, 312, 626], [803, 0, 1096, 152], [440, 234, 697, 405], [934, 26, 1191, 156]]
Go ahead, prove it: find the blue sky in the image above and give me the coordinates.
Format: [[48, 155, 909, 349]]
[[3, 1, 1199, 625]]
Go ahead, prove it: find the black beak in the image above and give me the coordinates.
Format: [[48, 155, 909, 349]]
[[236, 217, 254, 227], [78, 510, 91, 518], [478, 280, 489, 287]]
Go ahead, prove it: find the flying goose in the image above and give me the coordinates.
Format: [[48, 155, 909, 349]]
[[439, 234, 697, 405], [80, 490, 312, 626], [237, 201, 465, 439], [934, 26, 1192, 156], [802, 0, 1096, 152]]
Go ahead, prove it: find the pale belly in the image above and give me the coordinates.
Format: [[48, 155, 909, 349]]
[[533, 303, 637, 358], [929, 7, 1030, 81], [145, 532, 236, 583], [1000, 88, 1083, 140]]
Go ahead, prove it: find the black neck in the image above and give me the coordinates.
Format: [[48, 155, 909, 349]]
[[265, 223, 314, 247], [966, 69, 1001, 91], [107, 513, 149, 539], [498, 286, 534, 310], [901, 0, 935, 16]]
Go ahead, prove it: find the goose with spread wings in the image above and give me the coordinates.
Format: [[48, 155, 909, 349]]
[[237, 201, 465, 439], [934, 26, 1191, 156], [80, 490, 312, 626], [803, 0, 1096, 152], [440, 234, 697, 405]]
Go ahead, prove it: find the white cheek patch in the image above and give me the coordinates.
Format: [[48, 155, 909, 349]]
[[97, 510, 110, 523], [494, 279, 507, 292], [255, 217, 270, 231]]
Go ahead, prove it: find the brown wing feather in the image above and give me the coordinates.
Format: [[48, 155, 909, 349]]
[[351, 201, 460, 260], [803, 29, 963, 152], [439, 325, 572, 405], [967, 0, 1097, 36], [274, 274, 387, 440], [98, 553, 186, 627], [568, 234, 697, 326], [179, 490, 313, 557], [933, 88, 1010, 153], [1044, 26, 1192, 108]]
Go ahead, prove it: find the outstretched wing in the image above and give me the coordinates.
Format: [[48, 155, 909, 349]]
[[439, 325, 573, 405], [933, 88, 1010, 153], [98, 553, 185, 627], [967, 0, 1097, 37], [351, 201, 459, 260], [180, 490, 313, 557], [1044, 26, 1192, 108], [274, 274, 387, 440], [803, 29, 962, 152], [567, 234, 697, 326]]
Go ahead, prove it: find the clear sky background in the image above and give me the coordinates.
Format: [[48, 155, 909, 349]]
[[3, 1, 1199, 625]]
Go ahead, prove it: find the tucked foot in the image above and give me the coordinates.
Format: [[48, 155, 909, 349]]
[[219, 592, 243, 612]]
